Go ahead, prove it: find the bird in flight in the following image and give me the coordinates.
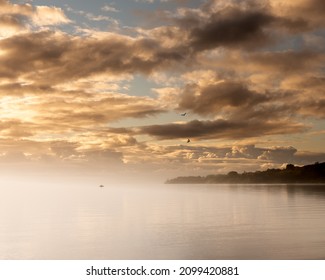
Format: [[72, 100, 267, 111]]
[[187, 139, 190, 143], [180, 112, 187, 116]]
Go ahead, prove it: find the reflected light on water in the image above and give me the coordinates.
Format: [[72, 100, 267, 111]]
[[0, 182, 325, 259]]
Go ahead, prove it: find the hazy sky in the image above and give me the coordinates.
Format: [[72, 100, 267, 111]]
[[1, 0, 325, 181]]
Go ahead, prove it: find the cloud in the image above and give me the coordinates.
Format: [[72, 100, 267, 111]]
[[257, 146, 297, 162], [0, 1, 32, 36], [135, 0, 155, 3], [84, 12, 118, 24], [0, 117, 42, 137], [247, 51, 325, 74], [0, 137, 49, 156], [0, 13, 28, 29], [270, 0, 325, 28], [0, 1, 322, 92], [0, 30, 188, 86], [101, 5, 119, 13], [197, 49, 325, 83], [0, 86, 166, 142], [226, 145, 265, 159], [188, 50, 325, 121], [298, 99, 325, 119], [178, 80, 269, 117], [140, 3, 276, 53], [187, 8, 275, 51], [32, 92, 166, 128], [144, 0, 325, 55], [0, 0, 33, 15], [0, 1, 70, 35], [0, 31, 71, 81], [124, 143, 325, 176], [138, 118, 306, 140], [32, 6, 70, 26]]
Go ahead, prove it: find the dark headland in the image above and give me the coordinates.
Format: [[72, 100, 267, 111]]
[[166, 162, 325, 184]]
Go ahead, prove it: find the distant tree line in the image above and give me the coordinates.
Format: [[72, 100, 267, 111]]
[[166, 162, 325, 184]]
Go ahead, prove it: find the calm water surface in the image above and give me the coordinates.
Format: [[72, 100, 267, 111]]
[[1, 183, 325, 259]]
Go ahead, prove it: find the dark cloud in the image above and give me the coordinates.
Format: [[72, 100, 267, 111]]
[[175, 77, 306, 126], [178, 81, 269, 116], [275, 17, 310, 32], [0, 30, 188, 85], [158, 0, 325, 53], [0, 31, 71, 80], [249, 50, 324, 73], [139, 118, 306, 140], [188, 9, 275, 50]]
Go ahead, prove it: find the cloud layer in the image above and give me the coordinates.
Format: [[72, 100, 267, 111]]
[[0, 0, 324, 178]]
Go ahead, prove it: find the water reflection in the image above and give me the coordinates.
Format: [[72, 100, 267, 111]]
[[285, 184, 325, 197], [1, 183, 325, 259], [188, 183, 325, 197]]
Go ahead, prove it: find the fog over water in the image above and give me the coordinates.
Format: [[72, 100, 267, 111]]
[[1, 180, 325, 260]]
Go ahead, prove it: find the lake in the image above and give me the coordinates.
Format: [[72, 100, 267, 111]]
[[1, 182, 325, 259]]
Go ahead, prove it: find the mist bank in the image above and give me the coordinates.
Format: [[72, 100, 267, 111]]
[[166, 162, 325, 184]]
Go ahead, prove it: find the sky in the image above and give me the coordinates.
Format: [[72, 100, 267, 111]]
[[0, 0, 325, 182]]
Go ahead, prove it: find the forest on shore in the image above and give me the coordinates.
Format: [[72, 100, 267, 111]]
[[166, 162, 325, 184]]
